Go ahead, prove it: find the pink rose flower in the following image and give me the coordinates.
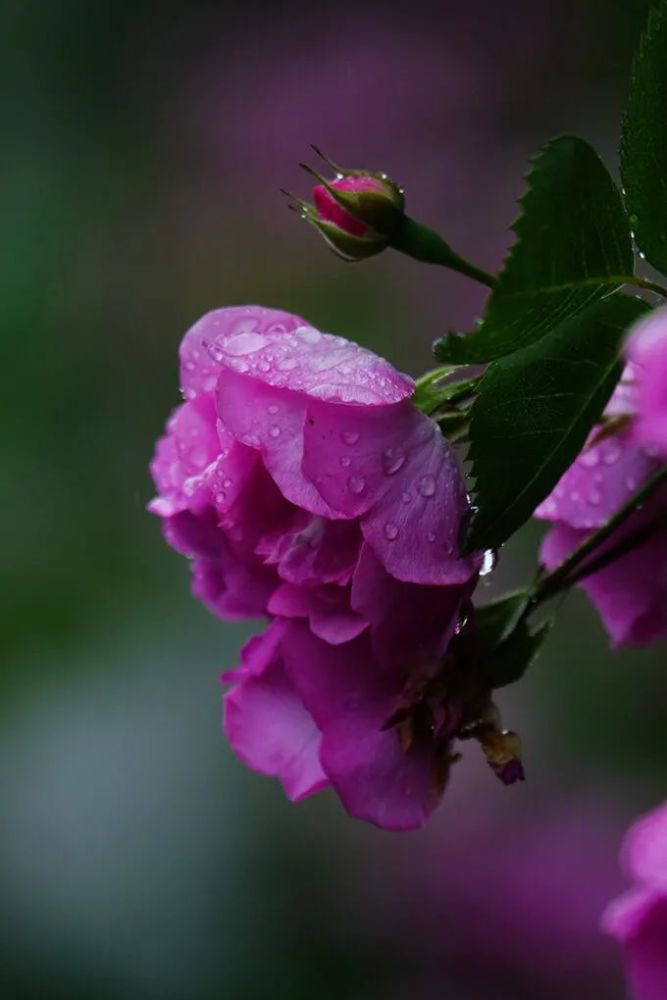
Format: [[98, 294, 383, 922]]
[[626, 308, 667, 458], [534, 371, 667, 647], [603, 801, 667, 1000], [150, 306, 479, 828]]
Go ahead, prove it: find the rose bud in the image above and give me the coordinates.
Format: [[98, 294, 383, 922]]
[[285, 150, 405, 261]]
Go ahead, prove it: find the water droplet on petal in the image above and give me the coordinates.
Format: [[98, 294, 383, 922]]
[[417, 474, 436, 497], [224, 331, 269, 356], [588, 488, 601, 505], [381, 447, 406, 475], [580, 448, 599, 468], [278, 357, 298, 371], [215, 492, 226, 504], [269, 425, 281, 438], [341, 430, 360, 445], [340, 456, 352, 468], [427, 531, 436, 542], [267, 404, 279, 415], [603, 443, 622, 465], [296, 326, 321, 344], [384, 522, 399, 541], [401, 492, 412, 504], [347, 474, 366, 495]]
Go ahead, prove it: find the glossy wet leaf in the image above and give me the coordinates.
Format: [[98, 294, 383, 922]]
[[465, 295, 650, 551], [621, 1, 667, 275], [435, 136, 634, 364]]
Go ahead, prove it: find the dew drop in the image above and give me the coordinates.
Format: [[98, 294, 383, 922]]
[[384, 522, 399, 541], [401, 492, 412, 504], [278, 357, 298, 371], [269, 425, 281, 438], [603, 443, 622, 465], [340, 456, 352, 468], [224, 331, 269, 356], [580, 448, 600, 468], [267, 404, 279, 415], [480, 549, 497, 576], [417, 474, 436, 497], [341, 430, 360, 445], [381, 446, 406, 475], [588, 488, 601, 506], [296, 325, 321, 344], [222, 478, 232, 488], [215, 491, 226, 504], [347, 474, 366, 494], [625, 476, 637, 491]]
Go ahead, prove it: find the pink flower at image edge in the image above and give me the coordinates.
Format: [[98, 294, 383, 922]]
[[149, 306, 479, 829], [603, 802, 667, 1000]]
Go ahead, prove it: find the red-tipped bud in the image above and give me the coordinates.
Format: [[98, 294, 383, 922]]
[[288, 154, 405, 261]]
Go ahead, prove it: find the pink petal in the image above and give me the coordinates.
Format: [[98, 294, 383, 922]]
[[257, 513, 361, 586], [280, 622, 444, 830], [604, 889, 667, 1000], [148, 396, 220, 516], [627, 308, 667, 457], [216, 369, 336, 516], [224, 628, 328, 802], [268, 582, 368, 645], [534, 430, 660, 530], [189, 305, 413, 406], [541, 514, 667, 647], [303, 398, 478, 584], [351, 543, 468, 668], [623, 802, 667, 890]]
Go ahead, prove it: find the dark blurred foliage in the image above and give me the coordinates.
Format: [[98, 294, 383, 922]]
[[1, 1, 664, 997]]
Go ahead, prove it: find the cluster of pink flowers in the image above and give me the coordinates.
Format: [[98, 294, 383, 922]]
[[604, 802, 667, 1000], [150, 306, 483, 829], [534, 309, 667, 647]]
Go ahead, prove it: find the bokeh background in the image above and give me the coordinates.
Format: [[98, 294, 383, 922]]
[[3, 1, 665, 997]]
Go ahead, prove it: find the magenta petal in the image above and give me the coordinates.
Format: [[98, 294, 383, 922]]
[[541, 517, 667, 647], [624, 803, 667, 891], [149, 395, 220, 516], [216, 369, 336, 516], [627, 308, 667, 457], [319, 718, 443, 831], [180, 306, 304, 401], [279, 622, 442, 830], [303, 399, 477, 584], [257, 514, 361, 586], [224, 660, 328, 803], [351, 543, 467, 668], [190, 306, 413, 406], [534, 430, 660, 529], [268, 582, 367, 645], [604, 889, 667, 1000]]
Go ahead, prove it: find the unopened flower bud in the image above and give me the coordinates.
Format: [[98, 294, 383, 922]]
[[286, 151, 405, 261]]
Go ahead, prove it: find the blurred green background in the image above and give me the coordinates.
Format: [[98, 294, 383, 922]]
[[2, 1, 665, 997]]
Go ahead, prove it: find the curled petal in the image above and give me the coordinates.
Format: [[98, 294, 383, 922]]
[[224, 628, 328, 802]]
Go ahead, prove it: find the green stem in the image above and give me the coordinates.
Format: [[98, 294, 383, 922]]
[[528, 464, 667, 607], [390, 216, 497, 289], [626, 275, 667, 300]]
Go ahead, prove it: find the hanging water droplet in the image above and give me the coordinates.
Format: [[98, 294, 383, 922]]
[[381, 446, 406, 475], [417, 474, 436, 497], [347, 474, 366, 494], [480, 549, 497, 576], [384, 522, 399, 541], [341, 430, 360, 445]]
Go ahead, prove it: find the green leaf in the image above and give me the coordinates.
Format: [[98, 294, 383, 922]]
[[483, 619, 552, 690], [621, 1, 667, 275], [434, 136, 634, 364], [465, 295, 650, 551], [455, 591, 551, 689]]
